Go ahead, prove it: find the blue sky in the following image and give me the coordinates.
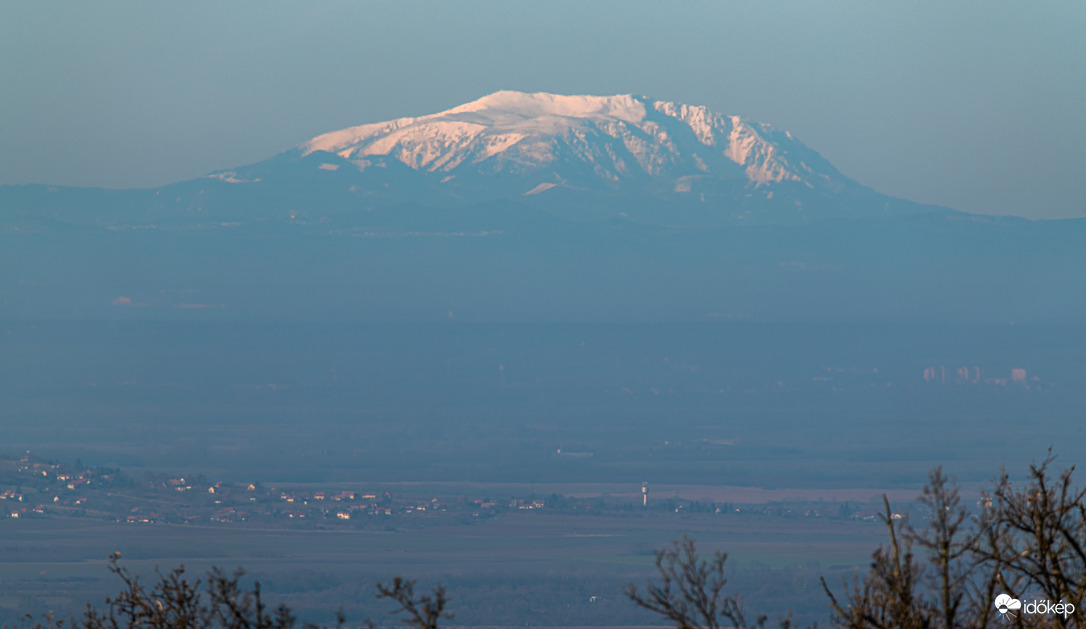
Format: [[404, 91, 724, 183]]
[[2, 1, 1083, 219]]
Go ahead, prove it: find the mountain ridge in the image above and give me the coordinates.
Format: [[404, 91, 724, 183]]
[[298, 90, 847, 192], [3, 92, 1082, 324], [1, 91, 954, 230]]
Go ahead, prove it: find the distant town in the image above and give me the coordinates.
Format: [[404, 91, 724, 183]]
[[0, 453, 917, 527], [920, 365, 1041, 388]]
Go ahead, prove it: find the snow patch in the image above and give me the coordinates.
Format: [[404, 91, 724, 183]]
[[724, 117, 754, 165], [523, 182, 557, 196], [449, 91, 647, 124], [207, 172, 261, 184], [305, 117, 416, 156], [479, 133, 527, 159]]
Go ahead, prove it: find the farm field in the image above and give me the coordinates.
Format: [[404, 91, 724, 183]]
[[1, 506, 890, 626]]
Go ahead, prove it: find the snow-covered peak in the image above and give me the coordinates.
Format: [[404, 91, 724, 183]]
[[446, 91, 648, 124], [301, 91, 838, 189]]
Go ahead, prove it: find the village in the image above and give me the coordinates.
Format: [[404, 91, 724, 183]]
[[0, 453, 560, 526], [0, 452, 914, 528]]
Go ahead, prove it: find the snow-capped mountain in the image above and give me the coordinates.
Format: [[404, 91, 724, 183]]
[[1, 91, 950, 232], [166, 90, 938, 227], [301, 91, 841, 192], [3, 91, 1084, 324]]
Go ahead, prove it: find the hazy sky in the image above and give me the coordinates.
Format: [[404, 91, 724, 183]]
[[2, 1, 1083, 219]]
